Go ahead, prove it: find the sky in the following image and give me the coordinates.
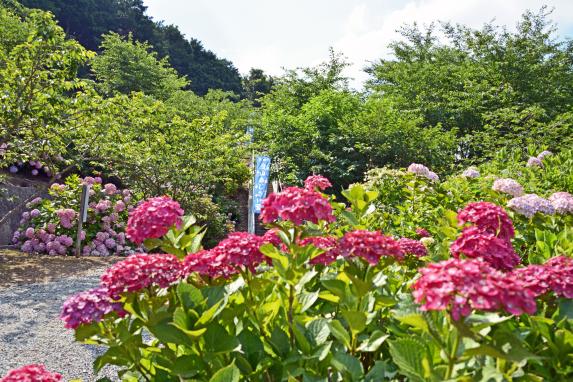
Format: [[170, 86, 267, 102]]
[[144, 0, 573, 87]]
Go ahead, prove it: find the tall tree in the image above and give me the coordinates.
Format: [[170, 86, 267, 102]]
[[242, 68, 274, 107]]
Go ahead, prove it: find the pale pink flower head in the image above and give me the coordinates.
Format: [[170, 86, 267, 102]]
[[101, 253, 183, 299], [407, 163, 430, 178], [427, 171, 439, 182], [103, 183, 117, 195], [25, 227, 35, 239], [60, 287, 125, 329], [126, 196, 184, 244], [457, 202, 515, 242], [114, 200, 126, 212], [507, 194, 555, 218], [527, 156, 543, 168], [412, 258, 537, 320], [260, 187, 335, 225], [462, 167, 480, 178], [492, 178, 524, 197], [338, 230, 404, 265], [82, 176, 96, 186], [548, 192, 573, 215], [397, 238, 428, 258], [304, 175, 332, 191], [450, 226, 520, 271], [300, 236, 340, 265], [0, 364, 62, 382]]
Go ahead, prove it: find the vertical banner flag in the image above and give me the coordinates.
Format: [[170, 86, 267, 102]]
[[252, 156, 271, 213]]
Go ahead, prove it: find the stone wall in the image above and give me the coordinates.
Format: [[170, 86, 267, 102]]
[[0, 177, 48, 245]]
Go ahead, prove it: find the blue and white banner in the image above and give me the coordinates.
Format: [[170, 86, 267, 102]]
[[252, 156, 271, 213]]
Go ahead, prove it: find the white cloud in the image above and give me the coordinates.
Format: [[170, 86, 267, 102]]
[[144, 0, 573, 88]]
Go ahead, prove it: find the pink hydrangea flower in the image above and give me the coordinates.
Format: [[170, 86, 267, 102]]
[[260, 187, 335, 225], [492, 178, 524, 197], [513, 256, 573, 298], [114, 200, 126, 212], [95, 200, 112, 213], [416, 228, 430, 238], [25, 227, 35, 239], [304, 175, 332, 191], [299, 236, 340, 265], [212, 232, 266, 270], [412, 258, 537, 320], [527, 156, 543, 168], [126, 196, 184, 244], [462, 167, 480, 178], [397, 238, 428, 258], [60, 288, 125, 329], [407, 163, 430, 178], [338, 230, 404, 265], [82, 176, 96, 186], [548, 192, 573, 215], [261, 229, 282, 247], [101, 253, 183, 299], [183, 250, 237, 279], [457, 202, 515, 242], [450, 227, 520, 271], [0, 364, 62, 382], [56, 208, 76, 229], [103, 183, 117, 195], [507, 194, 555, 218]]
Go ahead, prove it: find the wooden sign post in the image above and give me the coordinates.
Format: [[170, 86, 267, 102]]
[[75, 184, 90, 258]]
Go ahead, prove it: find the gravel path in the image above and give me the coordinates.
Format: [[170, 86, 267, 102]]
[[0, 268, 119, 381]]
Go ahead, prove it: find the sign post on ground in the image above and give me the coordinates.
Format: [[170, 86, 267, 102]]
[[75, 184, 90, 258]]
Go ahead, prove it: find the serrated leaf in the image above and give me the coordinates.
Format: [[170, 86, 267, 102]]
[[307, 318, 330, 346], [357, 330, 390, 352], [328, 319, 351, 349], [209, 362, 240, 382], [388, 338, 430, 382]]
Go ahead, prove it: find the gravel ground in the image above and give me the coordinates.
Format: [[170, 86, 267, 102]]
[[0, 267, 119, 381]]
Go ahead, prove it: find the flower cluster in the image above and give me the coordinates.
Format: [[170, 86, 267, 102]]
[[300, 236, 340, 265], [548, 192, 573, 215], [527, 156, 543, 168], [60, 288, 125, 329], [492, 178, 524, 197], [507, 194, 555, 218], [450, 227, 520, 271], [415, 228, 430, 238], [0, 364, 62, 382], [4, 158, 53, 177], [261, 229, 282, 247], [462, 167, 480, 178], [397, 238, 428, 258], [457, 202, 515, 241], [14, 176, 137, 256], [338, 230, 403, 265], [260, 186, 335, 225], [412, 258, 537, 320], [513, 256, 573, 298], [126, 196, 184, 244], [304, 175, 332, 191], [537, 150, 553, 160], [407, 163, 439, 182], [101, 253, 183, 299], [183, 250, 237, 279], [213, 232, 265, 269]]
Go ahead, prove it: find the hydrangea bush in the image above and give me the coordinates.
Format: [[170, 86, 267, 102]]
[[12, 175, 139, 256], [52, 172, 573, 381]]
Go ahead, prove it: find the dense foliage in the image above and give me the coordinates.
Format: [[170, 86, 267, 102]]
[[0, 3, 253, 241], [44, 150, 571, 381], [17, 0, 243, 95]]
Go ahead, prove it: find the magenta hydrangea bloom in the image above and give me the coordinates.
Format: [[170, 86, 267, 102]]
[[183, 249, 237, 279], [338, 230, 404, 265], [513, 256, 573, 298], [101, 253, 183, 299], [450, 227, 520, 271], [548, 192, 573, 215], [507, 194, 555, 218], [260, 187, 335, 225], [492, 178, 524, 197], [397, 238, 428, 258], [60, 288, 125, 329], [412, 258, 537, 320], [304, 175, 332, 191], [261, 229, 282, 247], [213, 232, 266, 270], [300, 236, 340, 265], [457, 202, 515, 242], [415, 228, 431, 238], [126, 196, 184, 244], [0, 364, 62, 382]]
